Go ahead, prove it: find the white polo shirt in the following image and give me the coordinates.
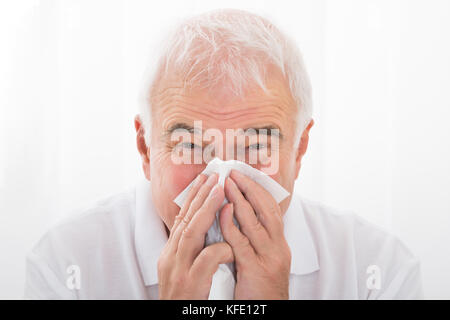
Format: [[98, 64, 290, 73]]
[[24, 179, 423, 299]]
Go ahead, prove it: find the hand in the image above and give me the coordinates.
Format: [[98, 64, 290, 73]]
[[158, 173, 234, 299], [219, 170, 291, 300]]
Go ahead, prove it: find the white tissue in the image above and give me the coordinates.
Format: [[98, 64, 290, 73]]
[[174, 157, 290, 246], [173, 158, 290, 299]]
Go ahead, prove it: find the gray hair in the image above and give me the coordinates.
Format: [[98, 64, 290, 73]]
[[139, 8, 312, 145]]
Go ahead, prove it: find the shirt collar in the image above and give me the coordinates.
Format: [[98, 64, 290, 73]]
[[134, 179, 168, 286], [283, 193, 320, 276], [134, 179, 319, 287]]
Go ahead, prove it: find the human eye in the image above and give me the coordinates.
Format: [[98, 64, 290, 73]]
[[181, 142, 201, 149], [171, 141, 202, 152], [247, 143, 268, 150]]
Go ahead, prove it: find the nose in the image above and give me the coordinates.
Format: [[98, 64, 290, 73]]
[[208, 139, 245, 162]]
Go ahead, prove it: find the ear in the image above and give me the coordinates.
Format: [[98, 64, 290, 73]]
[[134, 115, 151, 181], [294, 119, 314, 180]]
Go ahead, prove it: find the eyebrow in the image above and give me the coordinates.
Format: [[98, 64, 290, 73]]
[[163, 123, 283, 140], [163, 123, 202, 140], [244, 125, 283, 140]]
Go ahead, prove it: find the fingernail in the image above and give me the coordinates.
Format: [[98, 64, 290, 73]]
[[207, 173, 218, 185]]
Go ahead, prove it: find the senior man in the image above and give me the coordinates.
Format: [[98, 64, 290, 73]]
[[25, 9, 423, 299]]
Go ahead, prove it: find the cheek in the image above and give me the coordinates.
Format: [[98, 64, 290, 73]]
[[254, 150, 293, 184], [274, 154, 297, 216], [151, 163, 205, 229], [169, 164, 205, 198], [278, 152, 297, 186]]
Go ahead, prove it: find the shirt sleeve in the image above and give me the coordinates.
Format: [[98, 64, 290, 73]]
[[352, 213, 424, 300], [375, 257, 424, 300], [24, 250, 76, 300]]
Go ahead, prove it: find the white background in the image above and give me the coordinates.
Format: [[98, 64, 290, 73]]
[[1, 0, 449, 299]]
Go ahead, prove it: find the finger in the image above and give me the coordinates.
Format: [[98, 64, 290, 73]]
[[219, 203, 256, 264], [169, 173, 219, 250], [177, 183, 225, 266], [184, 173, 219, 224], [170, 174, 208, 237], [229, 170, 283, 238], [167, 173, 207, 252], [189, 242, 234, 283], [224, 177, 271, 253]]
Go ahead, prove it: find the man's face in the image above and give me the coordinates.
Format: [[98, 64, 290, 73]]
[[139, 67, 312, 231]]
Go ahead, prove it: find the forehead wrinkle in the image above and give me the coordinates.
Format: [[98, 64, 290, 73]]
[[196, 104, 285, 121], [153, 84, 295, 133], [156, 91, 290, 116], [150, 84, 185, 106], [152, 68, 296, 110], [152, 84, 185, 98], [160, 104, 286, 128], [153, 79, 292, 105]]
